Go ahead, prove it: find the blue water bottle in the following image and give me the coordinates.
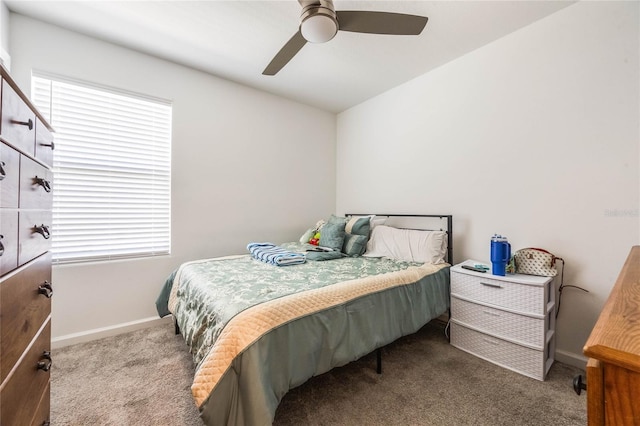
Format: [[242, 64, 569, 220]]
[[490, 234, 511, 276]]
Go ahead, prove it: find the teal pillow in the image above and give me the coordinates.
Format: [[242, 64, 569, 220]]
[[325, 215, 371, 256], [327, 214, 348, 226], [345, 216, 371, 237], [342, 233, 368, 257], [318, 221, 345, 251]]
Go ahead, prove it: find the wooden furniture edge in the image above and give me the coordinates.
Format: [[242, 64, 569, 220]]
[[586, 358, 604, 426], [1, 64, 55, 132], [583, 246, 640, 373]]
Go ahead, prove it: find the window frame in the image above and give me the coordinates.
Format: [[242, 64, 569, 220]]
[[31, 72, 173, 264]]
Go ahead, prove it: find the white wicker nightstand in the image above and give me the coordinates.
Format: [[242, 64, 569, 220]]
[[449, 260, 556, 380]]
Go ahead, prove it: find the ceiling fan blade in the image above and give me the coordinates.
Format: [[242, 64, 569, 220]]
[[263, 30, 307, 76], [336, 11, 427, 35]]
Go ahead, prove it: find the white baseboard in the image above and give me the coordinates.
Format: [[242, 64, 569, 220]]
[[555, 349, 588, 370], [51, 316, 173, 349]]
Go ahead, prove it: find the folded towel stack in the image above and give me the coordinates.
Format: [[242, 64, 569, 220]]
[[247, 242, 306, 266]]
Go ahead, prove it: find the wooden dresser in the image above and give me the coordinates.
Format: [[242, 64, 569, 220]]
[[582, 246, 640, 425], [0, 65, 55, 426]]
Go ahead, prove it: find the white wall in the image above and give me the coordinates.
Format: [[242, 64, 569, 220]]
[[0, 1, 10, 68], [9, 14, 336, 344], [337, 1, 639, 365]]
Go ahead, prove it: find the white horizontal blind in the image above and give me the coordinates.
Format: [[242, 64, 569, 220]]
[[32, 74, 172, 263]]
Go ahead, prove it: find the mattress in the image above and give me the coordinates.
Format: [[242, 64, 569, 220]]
[[156, 242, 450, 425]]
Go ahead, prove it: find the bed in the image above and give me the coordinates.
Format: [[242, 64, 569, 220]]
[[156, 214, 453, 425]]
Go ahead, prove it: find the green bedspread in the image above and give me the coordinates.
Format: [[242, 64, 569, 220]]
[[158, 243, 426, 368], [156, 242, 450, 425]]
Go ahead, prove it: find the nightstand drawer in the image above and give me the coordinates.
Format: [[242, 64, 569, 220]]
[[450, 322, 550, 381], [451, 271, 545, 315], [451, 297, 548, 349], [0, 319, 51, 426], [0, 252, 52, 383]]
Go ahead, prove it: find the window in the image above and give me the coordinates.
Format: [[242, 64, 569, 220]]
[[32, 74, 172, 263]]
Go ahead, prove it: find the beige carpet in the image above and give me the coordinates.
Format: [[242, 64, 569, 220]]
[[51, 321, 586, 425]]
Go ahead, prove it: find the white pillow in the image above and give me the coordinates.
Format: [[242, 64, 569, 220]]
[[370, 216, 387, 231], [363, 225, 447, 264]]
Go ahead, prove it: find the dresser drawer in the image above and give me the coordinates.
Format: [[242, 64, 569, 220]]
[[450, 322, 550, 381], [451, 297, 548, 349], [30, 382, 50, 426], [19, 154, 53, 209], [0, 141, 20, 208], [0, 210, 18, 276], [0, 252, 52, 383], [0, 319, 51, 426], [451, 271, 546, 315], [34, 118, 54, 167], [1, 79, 36, 156], [18, 211, 52, 266]]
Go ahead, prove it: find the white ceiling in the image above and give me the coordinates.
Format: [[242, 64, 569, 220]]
[[6, 0, 574, 112]]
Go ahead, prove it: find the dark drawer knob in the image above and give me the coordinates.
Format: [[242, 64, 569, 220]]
[[42, 422, 50, 426], [37, 360, 52, 371], [13, 118, 34, 130], [573, 374, 586, 395], [38, 281, 53, 298], [33, 224, 51, 239], [34, 176, 52, 192], [37, 351, 52, 372], [39, 141, 55, 151], [0, 234, 3, 257], [0, 160, 5, 181]]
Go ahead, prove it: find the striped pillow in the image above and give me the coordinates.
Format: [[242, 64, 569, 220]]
[[342, 233, 368, 257], [345, 216, 371, 237], [341, 216, 372, 256]]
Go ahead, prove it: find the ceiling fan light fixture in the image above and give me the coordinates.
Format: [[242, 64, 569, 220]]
[[300, 9, 338, 43], [263, 0, 429, 76]]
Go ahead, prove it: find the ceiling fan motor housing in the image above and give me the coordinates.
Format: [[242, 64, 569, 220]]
[[300, 0, 338, 43]]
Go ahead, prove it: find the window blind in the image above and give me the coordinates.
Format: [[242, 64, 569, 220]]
[[31, 74, 172, 263]]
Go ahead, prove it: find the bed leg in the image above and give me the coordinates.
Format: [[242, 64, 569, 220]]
[[174, 318, 180, 335], [376, 348, 382, 374]]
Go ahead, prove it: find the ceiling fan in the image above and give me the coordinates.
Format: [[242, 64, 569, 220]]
[[262, 0, 428, 76]]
